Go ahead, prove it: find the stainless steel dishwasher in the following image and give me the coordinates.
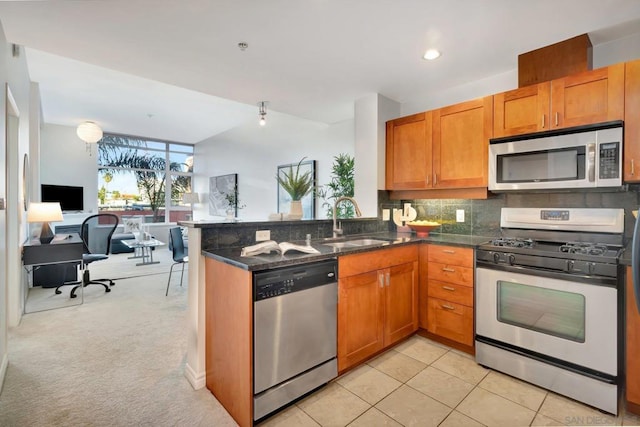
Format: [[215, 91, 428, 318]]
[[253, 259, 338, 420]]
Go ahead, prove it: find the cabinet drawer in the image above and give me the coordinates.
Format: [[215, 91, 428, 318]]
[[427, 280, 473, 306], [427, 245, 473, 267], [427, 297, 473, 346], [427, 262, 473, 287]]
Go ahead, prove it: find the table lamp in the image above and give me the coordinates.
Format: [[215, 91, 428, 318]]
[[27, 202, 63, 244]]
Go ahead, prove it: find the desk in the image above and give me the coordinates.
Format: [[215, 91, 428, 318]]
[[23, 234, 83, 267], [122, 238, 164, 266], [22, 234, 84, 312]]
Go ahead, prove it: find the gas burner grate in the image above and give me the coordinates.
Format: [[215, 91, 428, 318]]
[[490, 237, 534, 248], [559, 242, 609, 256]]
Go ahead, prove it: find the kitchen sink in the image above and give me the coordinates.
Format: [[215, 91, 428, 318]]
[[323, 238, 390, 249]]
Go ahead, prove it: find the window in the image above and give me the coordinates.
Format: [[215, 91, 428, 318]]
[[97, 134, 194, 223]]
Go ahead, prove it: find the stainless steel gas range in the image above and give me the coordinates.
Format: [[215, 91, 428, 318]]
[[475, 208, 624, 415]]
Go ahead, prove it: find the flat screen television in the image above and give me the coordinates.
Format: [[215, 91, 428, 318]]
[[41, 184, 84, 212]]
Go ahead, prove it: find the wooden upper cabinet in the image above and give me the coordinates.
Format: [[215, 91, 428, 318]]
[[432, 96, 493, 188], [552, 63, 624, 128], [386, 112, 432, 190], [625, 59, 640, 183], [494, 63, 624, 138], [493, 83, 549, 137]]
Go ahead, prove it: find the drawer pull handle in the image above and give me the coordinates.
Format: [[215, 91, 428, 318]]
[[442, 249, 455, 254], [441, 304, 455, 310], [442, 285, 455, 291], [378, 273, 384, 288], [442, 267, 455, 272], [385, 272, 390, 287]]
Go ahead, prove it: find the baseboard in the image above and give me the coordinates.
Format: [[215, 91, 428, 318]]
[[0, 352, 8, 393], [184, 362, 206, 390]]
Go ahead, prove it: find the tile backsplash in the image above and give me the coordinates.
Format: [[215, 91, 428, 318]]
[[381, 186, 640, 239]]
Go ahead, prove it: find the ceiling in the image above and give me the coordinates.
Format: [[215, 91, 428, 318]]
[[1, 0, 640, 144]]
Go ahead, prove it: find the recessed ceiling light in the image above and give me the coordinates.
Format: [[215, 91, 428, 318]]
[[423, 49, 441, 60]]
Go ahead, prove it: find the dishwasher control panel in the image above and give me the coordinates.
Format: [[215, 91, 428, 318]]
[[254, 259, 337, 301]]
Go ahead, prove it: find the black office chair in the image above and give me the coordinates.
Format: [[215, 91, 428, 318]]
[[55, 213, 119, 298], [166, 227, 188, 296]]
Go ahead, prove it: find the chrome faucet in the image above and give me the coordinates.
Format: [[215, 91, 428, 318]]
[[333, 197, 362, 238]]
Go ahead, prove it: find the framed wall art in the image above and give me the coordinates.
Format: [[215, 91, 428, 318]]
[[209, 173, 238, 217]]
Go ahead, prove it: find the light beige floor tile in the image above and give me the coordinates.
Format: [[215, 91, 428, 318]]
[[348, 407, 403, 427], [375, 384, 451, 427], [297, 382, 370, 426], [431, 351, 489, 385], [406, 366, 474, 407], [440, 410, 486, 427], [259, 405, 320, 427], [538, 393, 619, 426], [478, 370, 547, 411], [367, 350, 427, 383], [336, 364, 402, 405], [531, 413, 566, 426], [623, 410, 640, 426], [457, 387, 536, 426], [392, 335, 449, 365]]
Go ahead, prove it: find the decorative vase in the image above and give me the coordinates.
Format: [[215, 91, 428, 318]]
[[226, 209, 235, 220], [289, 200, 303, 220]]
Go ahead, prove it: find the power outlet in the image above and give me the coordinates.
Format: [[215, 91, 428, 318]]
[[456, 209, 465, 223], [256, 230, 271, 241]]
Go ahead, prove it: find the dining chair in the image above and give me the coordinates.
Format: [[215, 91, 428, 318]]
[[166, 227, 188, 296]]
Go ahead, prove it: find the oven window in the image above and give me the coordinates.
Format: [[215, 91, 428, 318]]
[[497, 281, 585, 343], [497, 146, 585, 183]]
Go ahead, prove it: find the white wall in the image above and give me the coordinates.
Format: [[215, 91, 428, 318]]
[[192, 113, 354, 221], [0, 22, 34, 390], [354, 94, 401, 217], [39, 123, 98, 214]]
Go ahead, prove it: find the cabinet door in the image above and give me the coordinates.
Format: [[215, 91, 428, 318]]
[[551, 63, 624, 129], [493, 83, 550, 137], [625, 60, 640, 183], [626, 267, 640, 412], [385, 112, 432, 189], [384, 262, 418, 346], [432, 96, 493, 188], [338, 270, 385, 372]]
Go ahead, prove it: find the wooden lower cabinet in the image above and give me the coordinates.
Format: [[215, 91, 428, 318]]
[[626, 266, 640, 415], [423, 244, 475, 351], [338, 245, 419, 372]]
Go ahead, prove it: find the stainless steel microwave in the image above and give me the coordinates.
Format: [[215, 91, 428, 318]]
[[489, 122, 623, 191]]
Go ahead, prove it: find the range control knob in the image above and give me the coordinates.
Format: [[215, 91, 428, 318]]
[[507, 254, 516, 265], [566, 260, 574, 272], [492, 252, 501, 264]]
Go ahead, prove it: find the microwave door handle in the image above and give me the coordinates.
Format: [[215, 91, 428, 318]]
[[587, 143, 596, 182]]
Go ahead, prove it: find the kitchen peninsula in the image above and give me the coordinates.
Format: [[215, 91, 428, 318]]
[[180, 217, 489, 426]]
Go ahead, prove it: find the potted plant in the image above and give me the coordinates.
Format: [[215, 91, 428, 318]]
[[276, 157, 314, 219], [318, 153, 355, 218], [222, 184, 245, 220]]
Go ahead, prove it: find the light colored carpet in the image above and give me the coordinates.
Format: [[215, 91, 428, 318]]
[[0, 252, 238, 426]]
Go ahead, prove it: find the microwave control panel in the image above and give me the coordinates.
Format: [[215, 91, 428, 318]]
[[599, 141, 620, 179]]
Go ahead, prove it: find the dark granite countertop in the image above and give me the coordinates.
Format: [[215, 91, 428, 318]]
[[202, 232, 491, 271]]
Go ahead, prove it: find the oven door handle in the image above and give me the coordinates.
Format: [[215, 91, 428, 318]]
[[587, 143, 596, 182]]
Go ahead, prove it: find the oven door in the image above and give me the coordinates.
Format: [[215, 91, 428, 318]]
[[476, 267, 617, 376]]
